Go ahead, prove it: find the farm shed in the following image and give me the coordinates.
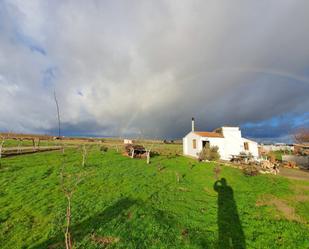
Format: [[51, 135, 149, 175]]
[[183, 118, 259, 160], [124, 139, 133, 144], [124, 144, 147, 158]]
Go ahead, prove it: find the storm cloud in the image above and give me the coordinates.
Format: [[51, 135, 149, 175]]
[[0, 0, 309, 141]]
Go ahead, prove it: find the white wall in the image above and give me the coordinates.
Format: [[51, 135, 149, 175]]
[[183, 132, 202, 158], [183, 137, 187, 155], [124, 139, 133, 144], [221, 127, 243, 160], [184, 132, 227, 159], [201, 137, 226, 160], [243, 138, 259, 158]]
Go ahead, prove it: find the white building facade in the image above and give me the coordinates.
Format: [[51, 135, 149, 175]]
[[183, 119, 259, 160]]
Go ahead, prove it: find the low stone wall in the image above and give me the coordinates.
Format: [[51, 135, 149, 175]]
[[282, 155, 309, 168]]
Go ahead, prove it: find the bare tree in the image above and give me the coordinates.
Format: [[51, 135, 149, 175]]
[[0, 133, 10, 160], [53, 90, 88, 249], [17, 138, 22, 154], [115, 127, 125, 153], [294, 128, 309, 143], [0, 135, 6, 160], [54, 90, 61, 139], [138, 130, 157, 164], [60, 168, 73, 249], [115, 138, 121, 153], [146, 148, 151, 164], [54, 90, 73, 249], [60, 165, 83, 249], [81, 144, 87, 167]]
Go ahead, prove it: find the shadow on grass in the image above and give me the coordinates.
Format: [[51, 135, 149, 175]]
[[30, 197, 137, 249], [214, 178, 246, 249], [30, 197, 210, 248]]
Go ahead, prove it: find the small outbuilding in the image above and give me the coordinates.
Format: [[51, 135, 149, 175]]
[[183, 118, 259, 160], [124, 139, 133, 144]]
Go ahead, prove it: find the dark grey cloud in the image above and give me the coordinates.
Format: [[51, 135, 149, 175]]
[[241, 112, 309, 143], [0, 0, 309, 141]]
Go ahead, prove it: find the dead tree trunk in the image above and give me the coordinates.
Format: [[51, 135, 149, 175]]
[[82, 145, 87, 167]]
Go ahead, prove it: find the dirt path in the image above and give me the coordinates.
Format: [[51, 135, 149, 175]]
[[279, 167, 309, 181]]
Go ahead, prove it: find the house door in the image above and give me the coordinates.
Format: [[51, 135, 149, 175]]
[[202, 141, 210, 148]]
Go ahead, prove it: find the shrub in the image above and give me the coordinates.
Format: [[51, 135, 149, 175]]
[[214, 164, 221, 179], [243, 165, 259, 176], [100, 146, 108, 152], [150, 151, 159, 157], [198, 146, 220, 161], [267, 152, 276, 163]]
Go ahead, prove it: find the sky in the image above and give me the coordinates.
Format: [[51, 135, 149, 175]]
[[0, 0, 309, 142]]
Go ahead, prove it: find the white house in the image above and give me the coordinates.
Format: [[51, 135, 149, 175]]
[[183, 118, 259, 160], [124, 139, 133, 144]]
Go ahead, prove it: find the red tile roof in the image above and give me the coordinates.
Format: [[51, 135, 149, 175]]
[[194, 131, 224, 138]]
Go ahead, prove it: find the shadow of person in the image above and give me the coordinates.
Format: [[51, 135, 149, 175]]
[[214, 178, 246, 249]]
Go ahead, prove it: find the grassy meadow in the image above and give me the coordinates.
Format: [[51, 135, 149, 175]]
[[0, 144, 309, 249]]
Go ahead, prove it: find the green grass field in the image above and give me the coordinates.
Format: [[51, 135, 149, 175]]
[[0, 146, 309, 249]]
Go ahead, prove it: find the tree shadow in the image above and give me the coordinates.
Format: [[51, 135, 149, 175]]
[[214, 178, 246, 249], [30, 197, 210, 248], [30, 197, 137, 249]]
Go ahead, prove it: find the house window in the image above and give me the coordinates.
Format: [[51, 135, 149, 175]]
[[244, 142, 249, 151], [192, 139, 197, 149]]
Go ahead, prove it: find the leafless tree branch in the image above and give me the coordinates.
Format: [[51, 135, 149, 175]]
[[81, 144, 87, 167], [294, 128, 309, 144], [0, 135, 5, 160], [138, 130, 157, 164], [54, 89, 74, 249], [54, 90, 61, 139]]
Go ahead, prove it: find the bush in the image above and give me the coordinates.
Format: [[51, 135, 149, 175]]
[[100, 146, 108, 152], [198, 146, 220, 161], [243, 165, 259, 176], [267, 152, 276, 163]]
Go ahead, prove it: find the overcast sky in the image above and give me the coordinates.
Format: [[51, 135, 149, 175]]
[[0, 0, 308, 141]]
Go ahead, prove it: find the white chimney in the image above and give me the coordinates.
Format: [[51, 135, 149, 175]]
[[192, 117, 195, 132]]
